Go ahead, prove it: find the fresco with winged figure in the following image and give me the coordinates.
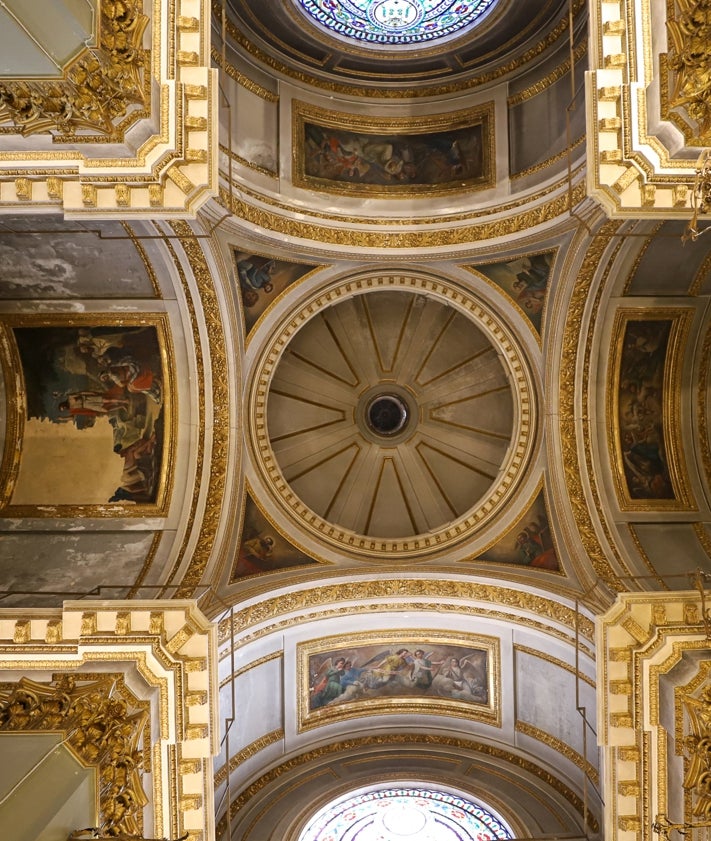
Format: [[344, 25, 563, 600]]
[[299, 632, 499, 730]]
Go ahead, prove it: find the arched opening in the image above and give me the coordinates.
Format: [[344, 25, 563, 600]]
[[298, 786, 515, 841]]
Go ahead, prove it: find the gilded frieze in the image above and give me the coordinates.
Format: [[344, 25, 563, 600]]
[[218, 579, 595, 646], [557, 220, 626, 591], [217, 734, 598, 837], [161, 224, 230, 598]]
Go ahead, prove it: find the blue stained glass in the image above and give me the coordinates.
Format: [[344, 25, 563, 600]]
[[299, 787, 514, 841], [293, 0, 498, 46]]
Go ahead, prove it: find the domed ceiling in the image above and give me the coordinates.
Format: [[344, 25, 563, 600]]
[[221, 0, 575, 89], [2, 2, 711, 841]]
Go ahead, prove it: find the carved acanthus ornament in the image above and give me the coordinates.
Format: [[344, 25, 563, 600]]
[[0, 674, 149, 838], [0, 0, 149, 140], [681, 684, 711, 818], [666, 0, 711, 147]]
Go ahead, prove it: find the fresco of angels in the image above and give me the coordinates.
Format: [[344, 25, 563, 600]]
[[307, 641, 490, 713]]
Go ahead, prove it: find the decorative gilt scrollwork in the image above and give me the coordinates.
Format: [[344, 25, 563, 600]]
[[0, 0, 149, 139], [680, 683, 711, 819], [667, 0, 711, 146], [0, 674, 149, 838]]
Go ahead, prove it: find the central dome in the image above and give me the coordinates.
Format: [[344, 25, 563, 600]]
[[291, 0, 499, 47], [264, 286, 519, 542]]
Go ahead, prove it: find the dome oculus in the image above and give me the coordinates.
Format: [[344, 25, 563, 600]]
[[292, 0, 499, 46]]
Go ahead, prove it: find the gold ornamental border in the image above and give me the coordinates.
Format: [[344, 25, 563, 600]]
[[598, 593, 711, 841], [297, 629, 501, 732], [0, 312, 176, 519], [247, 271, 538, 560], [607, 307, 695, 512], [216, 733, 599, 839], [291, 100, 495, 199]]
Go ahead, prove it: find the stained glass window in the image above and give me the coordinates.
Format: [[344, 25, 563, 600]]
[[292, 0, 499, 46], [298, 786, 514, 840]]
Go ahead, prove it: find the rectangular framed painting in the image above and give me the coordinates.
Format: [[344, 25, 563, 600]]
[[0, 314, 174, 517], [293, 100, 495, 198], [608, 308, 694, 511], [298, 630, 500, 731]]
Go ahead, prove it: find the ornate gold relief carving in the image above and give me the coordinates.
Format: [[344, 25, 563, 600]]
[[665, 0, 711, 146], [0, 673, 149, 837], [0, 0, 149, 141], [680, 683, 711, 817], [217, 734, 599, 837]]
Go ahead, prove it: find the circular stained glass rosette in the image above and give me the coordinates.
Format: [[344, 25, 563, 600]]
[[299, 787, 514, 841], [293, 0, 499, 46]]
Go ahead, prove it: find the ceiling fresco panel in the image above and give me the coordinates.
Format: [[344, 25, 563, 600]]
[[607, 308, 695, 511], [0, 218, 158, 299], [0, 315, 175, 517]]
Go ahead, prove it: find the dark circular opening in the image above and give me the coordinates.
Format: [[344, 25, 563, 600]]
[[367, 394, 408, 436]]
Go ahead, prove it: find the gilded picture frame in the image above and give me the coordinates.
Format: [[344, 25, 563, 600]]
[[607, 308, 695, 511], [292, 100, 495, 198], [0, 313, 175, 517], [298, 630, 501, 732]]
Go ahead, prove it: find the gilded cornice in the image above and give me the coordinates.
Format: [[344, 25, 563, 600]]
[[211, 48, 278, 102], [0, 0, 217, 216], [557, 220, 626, 591], [507, 40, 588, 107], [219, 181, 586, 250], [515, 720, 599, 787], [217, 579, 595, 645], [216, 734, 599, 837], [219, 166, 585, 229], [213, 728, 283, 786]]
